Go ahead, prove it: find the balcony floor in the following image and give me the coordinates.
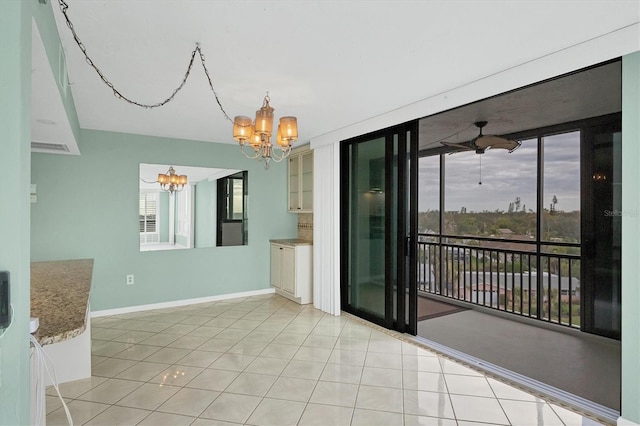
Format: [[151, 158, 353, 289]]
[[417, 302, 620, 413]]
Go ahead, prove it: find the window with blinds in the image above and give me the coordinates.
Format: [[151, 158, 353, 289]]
[[139, 192, 159, 244]]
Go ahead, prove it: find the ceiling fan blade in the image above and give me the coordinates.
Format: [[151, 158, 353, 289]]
[[440, 141, 474, 152], [475, 135, 521, 153], [487, 139, 520, 153], [474, 135, 506, 148]]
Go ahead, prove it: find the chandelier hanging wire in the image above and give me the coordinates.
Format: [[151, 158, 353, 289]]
[[55, 0, 299, 169], [57, 0, 232, 119]]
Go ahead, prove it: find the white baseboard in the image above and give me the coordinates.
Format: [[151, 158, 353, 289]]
[[91, 288, 275, 318], [618, 417, 640, 426]]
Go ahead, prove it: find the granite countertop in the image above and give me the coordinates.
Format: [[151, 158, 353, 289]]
[[270, 239, 313, 246], [31, 259, 94, 345]]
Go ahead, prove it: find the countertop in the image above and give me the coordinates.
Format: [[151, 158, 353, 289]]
[[31, 259, 94, 345], [270, 239, 313, 246]]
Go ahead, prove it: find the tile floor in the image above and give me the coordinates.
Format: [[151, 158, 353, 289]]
[[46, 293, 606, 425]]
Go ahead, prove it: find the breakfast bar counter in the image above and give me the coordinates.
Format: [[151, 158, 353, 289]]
[[30, 259, 94, 346]]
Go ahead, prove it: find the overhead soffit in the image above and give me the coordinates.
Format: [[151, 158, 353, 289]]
[[418, 61, 622, 152]]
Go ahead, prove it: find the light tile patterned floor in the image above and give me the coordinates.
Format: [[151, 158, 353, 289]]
[[46, 294, 605, 425]]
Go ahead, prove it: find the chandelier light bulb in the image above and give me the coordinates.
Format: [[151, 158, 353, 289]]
[[250, 133, 263, 151], [276, 125, 289, 148], [254, 97, 274, 135], [279, 116, 298, 141], [233, 116, 253, 143]]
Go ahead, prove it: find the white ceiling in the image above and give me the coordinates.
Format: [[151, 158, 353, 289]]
[[33, 0, 640, 150]]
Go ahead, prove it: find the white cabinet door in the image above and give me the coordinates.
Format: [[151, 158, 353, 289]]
[[288, 156, 300, 211], [288, 148, 313, 213], [270, 245, 282, 289], [270, 242, 312, 304], [300, 151, 313, 211], [280, 247, 295, 294]]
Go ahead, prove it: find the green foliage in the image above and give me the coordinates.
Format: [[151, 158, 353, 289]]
[[420, 209, 579, 243], [498, 294, 507, 306], [418, 210, 440, 233], [542, 210, 580, 242]]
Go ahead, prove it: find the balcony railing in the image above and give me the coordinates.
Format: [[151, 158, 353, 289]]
[[417, 234, 581, 328]]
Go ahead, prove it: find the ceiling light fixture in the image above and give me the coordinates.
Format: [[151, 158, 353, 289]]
[[441, 121, 521, 154], [157, 167, 188, 194], [233, 93, 298, 169]]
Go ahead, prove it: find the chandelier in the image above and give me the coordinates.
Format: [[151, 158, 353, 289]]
[[157, 167, 188, 194], [233, 94, 298, 168]]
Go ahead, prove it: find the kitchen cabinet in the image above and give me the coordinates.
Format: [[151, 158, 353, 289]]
[[288, 147, 313, 212], [270, 240, 312, 304]]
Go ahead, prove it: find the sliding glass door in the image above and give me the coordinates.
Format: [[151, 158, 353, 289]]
[[341, 123, 417, 334], [581, 121, 622, 339]]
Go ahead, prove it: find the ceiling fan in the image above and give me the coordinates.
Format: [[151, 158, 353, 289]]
[[441, 121, 521, 154]]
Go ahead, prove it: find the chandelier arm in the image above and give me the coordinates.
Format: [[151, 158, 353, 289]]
[[56, 0, 231, 119], [239, 145, 263, 160], [268, 151, 285, 163], [269, 146, 293, 163]]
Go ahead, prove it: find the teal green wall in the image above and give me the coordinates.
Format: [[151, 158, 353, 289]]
[[31, 129, 297, 311], [621, 51, 640, 424], [0, 1, 77, 423], [0, 2, 31, 423], [159, 191, 170, 242], [195, 179, 217, 248]]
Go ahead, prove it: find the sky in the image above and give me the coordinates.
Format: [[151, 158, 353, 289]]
[[418, 131, 581, 213]]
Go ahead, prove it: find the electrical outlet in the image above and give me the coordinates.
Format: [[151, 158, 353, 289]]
[[126, 274, 134, 285]]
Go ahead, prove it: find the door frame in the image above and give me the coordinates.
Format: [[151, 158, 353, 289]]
[[340, 122, 418, 334]]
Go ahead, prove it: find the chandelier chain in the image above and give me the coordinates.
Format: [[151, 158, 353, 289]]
[[57, 0, 233, 122]]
